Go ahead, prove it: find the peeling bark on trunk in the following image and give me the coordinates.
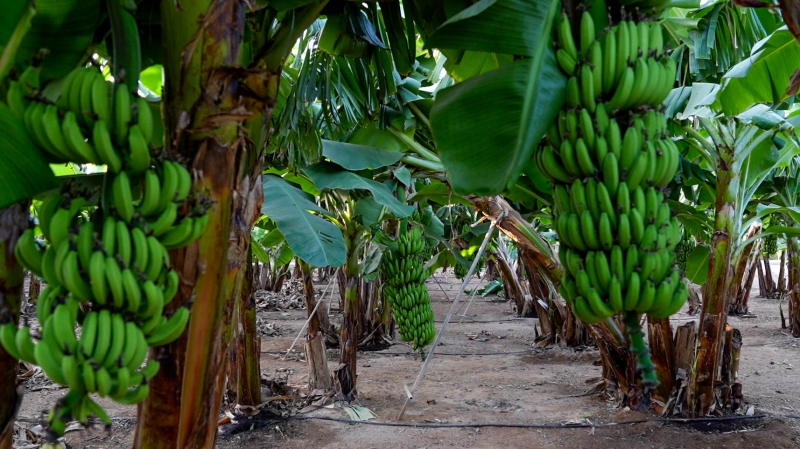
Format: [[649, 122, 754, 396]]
[[729, 223, 761, 314], [300, 260, 331, 390], [467, 196, 563, 285], [0, 202, 29, 449], [337, 278, 359, 400], [235, 249, 262, 406], [524, 262, 551, 330], [491, 250, 525, 314], [763, 255, 775, 294], [135, 0, 256, 446], [787, 237, 800, 337], [756, 259, 766, 298], [777, 251, 787, 294], [647, 316, 675, 404]]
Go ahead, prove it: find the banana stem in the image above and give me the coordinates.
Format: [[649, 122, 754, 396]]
[[623, 311, 659, 389], [389, 127, 441, 163], [397, 184, 407, 238], [0, 2, 35, 82], [400, 155, 445, 172]]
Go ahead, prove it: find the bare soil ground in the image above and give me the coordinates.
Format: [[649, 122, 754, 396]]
[[10, 262, 800, 448]]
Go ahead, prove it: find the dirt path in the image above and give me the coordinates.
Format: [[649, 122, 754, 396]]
[[10, 267, 800, 448]]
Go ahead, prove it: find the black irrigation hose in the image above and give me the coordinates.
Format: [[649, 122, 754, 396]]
[[269, 413, 784, 429], [263, 349, 545, 357]]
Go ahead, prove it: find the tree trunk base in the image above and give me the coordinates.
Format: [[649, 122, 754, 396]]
[[306, 334, 332, 391]]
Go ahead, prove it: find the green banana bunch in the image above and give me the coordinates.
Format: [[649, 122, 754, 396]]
[[763, 233, 778, 255], [5, 53, 211, 440], [540, 10, 690, 390], [380, 227, 436, 355]]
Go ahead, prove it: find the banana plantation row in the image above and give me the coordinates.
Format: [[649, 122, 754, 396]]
[[0, 0, 799, 447]]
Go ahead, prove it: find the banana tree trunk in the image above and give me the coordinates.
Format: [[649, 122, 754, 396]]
[[490, 250, 526, 314], [337, 225, 363, 399], [777, 251, 787, 294], [135, 1, 247, 447], [687, 161, 736, 417], [646, 316, 675, 404], [523, 260, 551, 325], [0, 202, 28, 449], [300, 259, 332, 390], [234, 247, 262, 406], [763, 254, 775, 294], [757, 258, 766, 297], [787, 237, 800, 337]]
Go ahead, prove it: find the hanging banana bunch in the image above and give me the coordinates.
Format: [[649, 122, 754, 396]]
[[535, 7, 688, 389], [380, 227, 436, 356], [1, 60, 208, 437], [763, 233, 778, 255], [675, 233, 695, 275]]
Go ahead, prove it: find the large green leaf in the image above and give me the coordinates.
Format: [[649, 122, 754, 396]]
[[322, 140, 403, 170], [426, 0, 552, 57], [0, 103, 58, 208], [261, 175, 345, 268], [17, 0, 101, 80], [303, 162, 414, 217], [354, 197, 386, 227], [431, 47, 566, 195], [685, 244, 711, 284], [718, 27, 800, 116]]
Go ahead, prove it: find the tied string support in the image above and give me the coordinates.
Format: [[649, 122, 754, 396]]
[[396, 211, 506, 421]]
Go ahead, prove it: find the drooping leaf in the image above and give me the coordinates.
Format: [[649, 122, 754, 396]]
[[685, 244, 711, 284], [718, 27, 800, 116], [303, 162, 414, 217], [431, 47, 566, 195], [322, 140, 403, 170], [261, 175, 346, 268], [427, 0, 552, 57], [0, 103, 59, 208]]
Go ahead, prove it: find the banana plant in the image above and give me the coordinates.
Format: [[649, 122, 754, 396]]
[[682, 114, 798, 416]]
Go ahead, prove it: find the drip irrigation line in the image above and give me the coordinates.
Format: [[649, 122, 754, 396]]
[[262, 348, 545, 358], [16, 413, 800, 429], [432, 318, 528, 323], [255, 413, 780, 430]]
